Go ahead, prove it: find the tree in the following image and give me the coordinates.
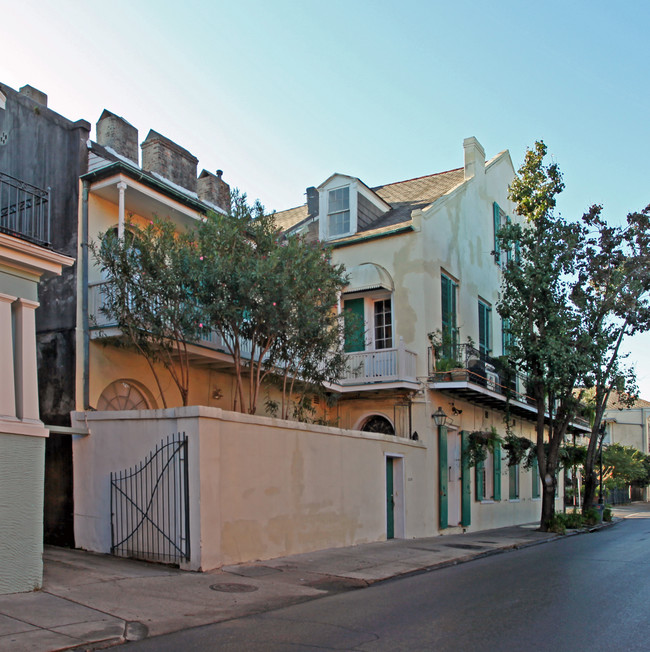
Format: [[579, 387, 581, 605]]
[[498, 141, 590, 530], [91, 218, 202, 407], [195, 191, 350, 415], [572, 206, 650, 512], [602, 443, 649, 489]]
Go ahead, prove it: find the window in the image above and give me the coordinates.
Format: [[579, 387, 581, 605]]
[[478, 299, 492, 356], [509, 463, 519, 499], [493, 202, 512, 266], [441, 273, 458, 358], [501, 316, 513, 356], [532, 456, 540, 499], [476, 451, 494, 501], [374, 299, 392, 349], [327, 186, 350, 237]]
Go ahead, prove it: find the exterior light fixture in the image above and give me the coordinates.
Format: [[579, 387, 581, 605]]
[[432, 407, 449, 427]]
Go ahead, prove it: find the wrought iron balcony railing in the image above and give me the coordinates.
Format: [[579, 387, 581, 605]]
[[0, 172, 50, 245]]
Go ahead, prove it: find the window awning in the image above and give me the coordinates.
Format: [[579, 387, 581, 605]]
[[343, 263, 394, 293]]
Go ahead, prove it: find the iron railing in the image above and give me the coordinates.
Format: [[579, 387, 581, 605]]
[[0, 172, 50, 245], [110, 432, 190, 564], [428, 343, 530, 402]]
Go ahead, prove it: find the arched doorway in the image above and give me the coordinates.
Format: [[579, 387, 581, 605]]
[[97, 380, 154, 411], [360, 415, 395, 435]]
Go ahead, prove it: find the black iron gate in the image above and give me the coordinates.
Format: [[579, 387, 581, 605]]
[[110, 432, 190, 564]]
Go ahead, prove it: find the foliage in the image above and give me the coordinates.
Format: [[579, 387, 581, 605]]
[[498, 140, 650, 529], [466, 427, 502, 467], [583, 506, 601, 526], [194, 190, 350, 416], [545, 513, 566, 535], [503, 434, 533, 467], [602, 444, 650, 489], [91, 218, 202, 407], [603, 507, 613, 522]]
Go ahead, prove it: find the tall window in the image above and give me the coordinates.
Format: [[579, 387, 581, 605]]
[[441, 273, 458, 358], [374, 299, 392, 349], [509, 463, 519, 499], [493, 202, 511, 267], [476, 451, 494, 501], [501, 316, 513, 356], [328, 187, 350, 237], [478, 299, 492, 357]]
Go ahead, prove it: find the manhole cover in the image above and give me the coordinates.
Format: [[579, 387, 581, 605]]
[[210, 583, 258, 593]]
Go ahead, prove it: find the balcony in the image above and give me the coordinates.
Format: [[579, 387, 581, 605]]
[[0, 172, 50, 246], [428, 343, 590, 432], [89, 281, 418, 389], [339, 339, 418, 388]]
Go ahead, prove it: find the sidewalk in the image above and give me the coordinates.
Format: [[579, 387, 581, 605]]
[[0, 506, 640, 652]]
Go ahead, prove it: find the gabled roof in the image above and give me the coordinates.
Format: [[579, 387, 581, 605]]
[[274, 167, 465, 234]]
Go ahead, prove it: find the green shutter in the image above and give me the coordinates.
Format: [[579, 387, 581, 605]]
[[476, 461, 485, 501], [438, 426, 448, 529], [343, 298, 365, 352], [532, 456, 540, 499], [493, 202, 501, 265], [493, 443, 501, 501], [461, 430, 471, 526]]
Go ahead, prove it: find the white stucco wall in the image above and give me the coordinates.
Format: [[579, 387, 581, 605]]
[[72, 406, 427, 570], [0, 433, 45, 594]]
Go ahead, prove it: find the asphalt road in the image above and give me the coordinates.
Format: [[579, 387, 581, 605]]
[[124, 512, 650, 651]]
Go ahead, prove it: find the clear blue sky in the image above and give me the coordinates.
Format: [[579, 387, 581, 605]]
[[6, 0, 650, 397]]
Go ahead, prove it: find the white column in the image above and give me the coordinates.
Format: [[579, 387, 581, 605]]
[[117, 181, 127, 238], [0, 293, 17, 418], [13, 298, 41, 421]]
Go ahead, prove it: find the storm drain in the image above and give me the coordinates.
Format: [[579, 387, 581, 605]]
[[442, 543, 487, 550], [227, 565, 283, 578], [210, 583, 259, 593]]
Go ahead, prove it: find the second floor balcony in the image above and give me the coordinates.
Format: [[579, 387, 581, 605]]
[[88, 281, 418, 390], [0, 172, 50, 246], [428, 342, 590, 432]]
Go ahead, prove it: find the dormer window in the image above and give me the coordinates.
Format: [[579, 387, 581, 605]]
[[328, 186, 350, 237]]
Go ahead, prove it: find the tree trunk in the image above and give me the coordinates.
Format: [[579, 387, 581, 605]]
[[539, 474, 557, 531], [582, 468, 598, 514]]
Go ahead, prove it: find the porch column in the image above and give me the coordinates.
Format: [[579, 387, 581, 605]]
[[117, 181, 127, 238], [13, 298, 41, 421], [0, 293, 17, 418]]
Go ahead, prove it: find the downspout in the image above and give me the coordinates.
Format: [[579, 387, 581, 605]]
[[81, 180, 90, 410]]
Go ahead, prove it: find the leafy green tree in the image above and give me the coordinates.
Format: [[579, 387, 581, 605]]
[[573, 206, 650, 511], [195, 191, 350, 415], [91, 218, 202, 407], [498, 141, 589, 530], [602, 443, 649, 489]]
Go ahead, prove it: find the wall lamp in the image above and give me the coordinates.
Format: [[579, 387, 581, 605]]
[[432, 407, 450, 427]]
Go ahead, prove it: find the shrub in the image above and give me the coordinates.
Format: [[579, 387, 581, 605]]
[[603, 507, 613, 522], [564, 510, 584, 529], [583, 506, 601, 526], [546, 513, 566, 534]]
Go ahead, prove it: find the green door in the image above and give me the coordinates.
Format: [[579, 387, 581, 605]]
[[461, 430, 471, 527], [438, 426, 448, 529], [386, 457, 394, 539], [343, 298, 365, 352]]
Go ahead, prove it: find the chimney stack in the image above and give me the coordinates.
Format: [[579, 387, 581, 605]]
[[19, 85, 47, 107], [463, 137, 485, 181], [197, 169, 231, 212], [306, 186, 319, 218], [96, 109, 139, 165], [141, 130, 198, 192]]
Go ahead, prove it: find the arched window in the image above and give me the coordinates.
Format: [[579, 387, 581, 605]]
[[97, 380, 154, 411], [360, 415, 395, 435]]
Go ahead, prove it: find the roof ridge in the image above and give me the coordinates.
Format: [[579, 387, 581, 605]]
[[372, 167, 463, 190]]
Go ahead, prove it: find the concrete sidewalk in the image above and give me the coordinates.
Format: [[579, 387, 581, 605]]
[[0, 506, 640, 652]]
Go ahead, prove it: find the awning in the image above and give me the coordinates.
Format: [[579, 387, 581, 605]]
[[343, 263, 394, 293]]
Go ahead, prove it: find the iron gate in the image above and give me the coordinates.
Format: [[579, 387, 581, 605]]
[[110, 432, 190, 564]]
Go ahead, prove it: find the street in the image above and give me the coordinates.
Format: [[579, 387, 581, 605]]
[[124, 510, 650, 651]]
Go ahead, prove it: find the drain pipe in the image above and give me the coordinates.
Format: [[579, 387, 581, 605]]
[[81, 179, 90, 410]]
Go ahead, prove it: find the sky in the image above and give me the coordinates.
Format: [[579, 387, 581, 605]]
[[5, 0, 650, 397]]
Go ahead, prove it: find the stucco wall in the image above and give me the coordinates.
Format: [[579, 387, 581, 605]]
[[0, 433, 45, 594], [72, 407, 427, 570]]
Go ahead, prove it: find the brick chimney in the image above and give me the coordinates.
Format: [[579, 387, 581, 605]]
[[96, 109, 139, 165], [19, 85, 47, 107], [306, 186, 319, 218], [141, 130, 198, 192], [463, 136, 485, 181], [197, 169, 231, 212]]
